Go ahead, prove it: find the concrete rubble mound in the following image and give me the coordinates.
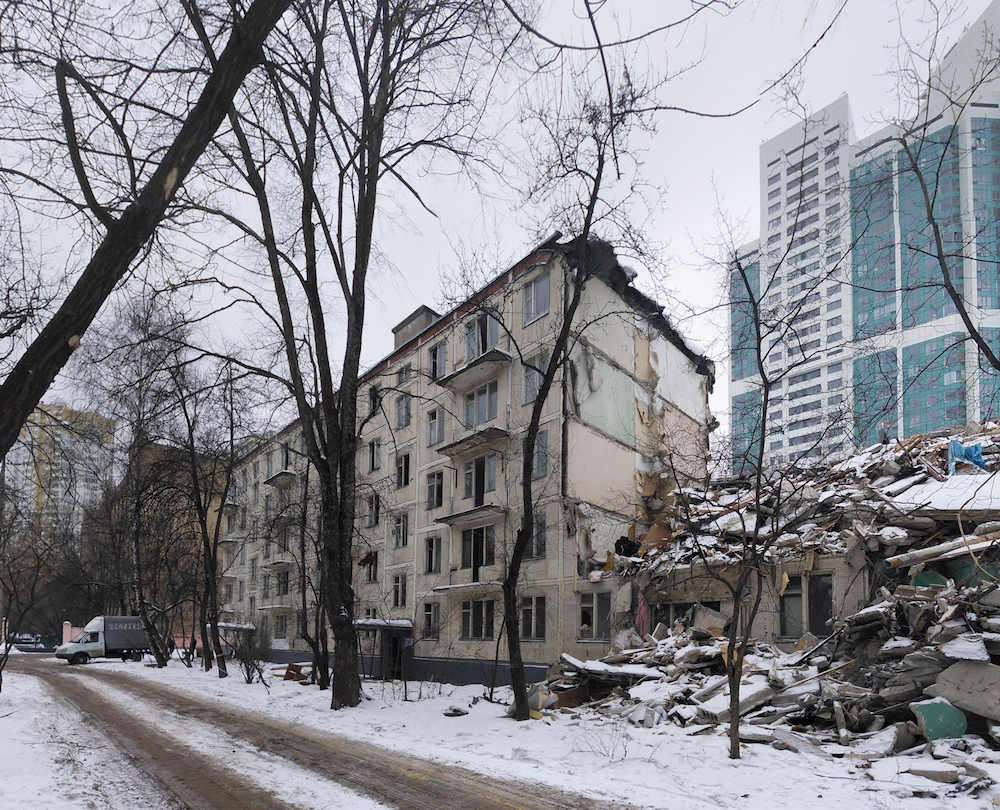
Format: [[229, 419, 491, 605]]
[[534, 427, 1000, 800]]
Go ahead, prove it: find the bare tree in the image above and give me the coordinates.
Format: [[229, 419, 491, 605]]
[[0, 0, 294, 459], [183, 0, 515, 708]]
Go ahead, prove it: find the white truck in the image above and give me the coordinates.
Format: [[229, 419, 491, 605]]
[[55, 616, 151, 664]]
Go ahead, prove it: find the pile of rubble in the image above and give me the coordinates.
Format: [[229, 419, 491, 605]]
[[542, 428, 1000, 799]]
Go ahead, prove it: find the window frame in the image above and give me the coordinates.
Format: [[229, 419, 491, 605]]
[[523, 271, 550, 326], [392, 573, 407, 608], [425, 536, 442, 573], [426, 470, 444, 510], [395, 453, 410, 488]]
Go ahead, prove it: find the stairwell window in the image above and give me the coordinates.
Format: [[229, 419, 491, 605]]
[[428, 408, 445, 445], [426, 471, 444, 510], [523, 271, 550, 325], [423, 603, 441, 639], [425, 536, 441, 573]]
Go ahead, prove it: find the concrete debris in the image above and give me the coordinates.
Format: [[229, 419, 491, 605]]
[[532, 428, 1000, 802]]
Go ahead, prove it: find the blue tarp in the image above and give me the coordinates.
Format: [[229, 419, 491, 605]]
[[947, 440, 988, 476]]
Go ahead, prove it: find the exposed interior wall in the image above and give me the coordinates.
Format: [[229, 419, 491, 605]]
[[564, 419, 635, 513]]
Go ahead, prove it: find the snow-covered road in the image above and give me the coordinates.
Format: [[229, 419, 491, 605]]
[[3, 653, 994, 809]]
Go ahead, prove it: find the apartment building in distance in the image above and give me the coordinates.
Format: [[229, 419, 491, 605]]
[[219, 237, 715, 680], [2, 404, 114, 539], [731, 1, 1000, 470]]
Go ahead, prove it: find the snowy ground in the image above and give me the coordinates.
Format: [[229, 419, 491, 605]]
[[3, 653, 998, 809], [0, 654, 176, 810]]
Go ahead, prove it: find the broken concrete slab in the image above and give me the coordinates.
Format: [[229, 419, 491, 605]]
[[696, 677, 774, 724], [924, 660, 1000, 722], [909, 697, 968, 741]]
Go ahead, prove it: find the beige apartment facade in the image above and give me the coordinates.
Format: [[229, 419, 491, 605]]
[[219, 239, 715, 681]]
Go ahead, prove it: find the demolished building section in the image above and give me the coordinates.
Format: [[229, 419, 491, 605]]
[[533, 428, 1000, 800]]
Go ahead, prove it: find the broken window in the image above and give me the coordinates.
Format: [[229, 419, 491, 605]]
[[780, 576, 803, 638], [426, 471, 443, 510], [368, 438, 381, 472], [464, 312, 499, 363], [393, 573, 407, 608], [808, 573, 834, 636], [423, 603, 441, 639], [368, 385, 382, 415], [523, 271, 550, 325], [462, 454, 496, 506], [461, 525, 495, 582], [365, 494, 380, 527], [520, 596, 546, 639], [425, 536, 441, 574], [362, 551, 378, 583], [395, 453, 410, 488], [465, 380, 498, 428], [428, 343, 447, 381], [393, 513, 409, 548], [579, 592, 611, 640], [461, 599, 494, 639]]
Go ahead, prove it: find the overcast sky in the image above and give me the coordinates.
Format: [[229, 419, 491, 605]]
[[353, 0, 994, 420]]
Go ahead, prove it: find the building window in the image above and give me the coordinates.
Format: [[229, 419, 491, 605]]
[[428, 343, 447, 381], [224, 582, 234, 603], [249, 595, 256, 614], [426, 471, 444, 510], [461, 599, 494, 639], [366, 494, 380, 527], [780, 576, 803, 638], [368, 438, 381, 472], [461, 525, 495, 582], [277, 570, 290, 596], [423, 603, 440, 639], [281, 443, 291, 469], [264, 494, 271, 519], [362, 608, 377, 640], [266, 451, 274, 478], [240, 543, 247, 565], [368, 385, 382, 415], [465, 380, 498, 428], [526, 512, 546, 558], [227, 511, 236, 534], [395, 395, 412, 429], [523, 271, 550, 325], [523, 353, 549, 404], [238, 580, 245, 601], [253, 481, 260, 505], [428, 408, 445, 445], [262, 575, 270, 598], [360, 550, 378, 583], [521, 596, 546, 640], [393, 513, 409, 548], [526, 431, 548, 479], [464, 312, 499, 363], [393, 573, 407, 608], [425, 536, 442, 573], [463, 453, 496, 505], [239, 505, 247, 530], [395, 453, 410, 488], [579, 592, 611, 640], [274, 614, 287, 640], [250, 558, 258, 581], [396, 363, 412, 384]]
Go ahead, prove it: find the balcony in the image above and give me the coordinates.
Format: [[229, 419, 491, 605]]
[[436, 502, 505, 528], [435, 347, 511, 390], [265, 468, 296, 488], [437, 425, 512, 459], [264, 552, 297, 571]]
